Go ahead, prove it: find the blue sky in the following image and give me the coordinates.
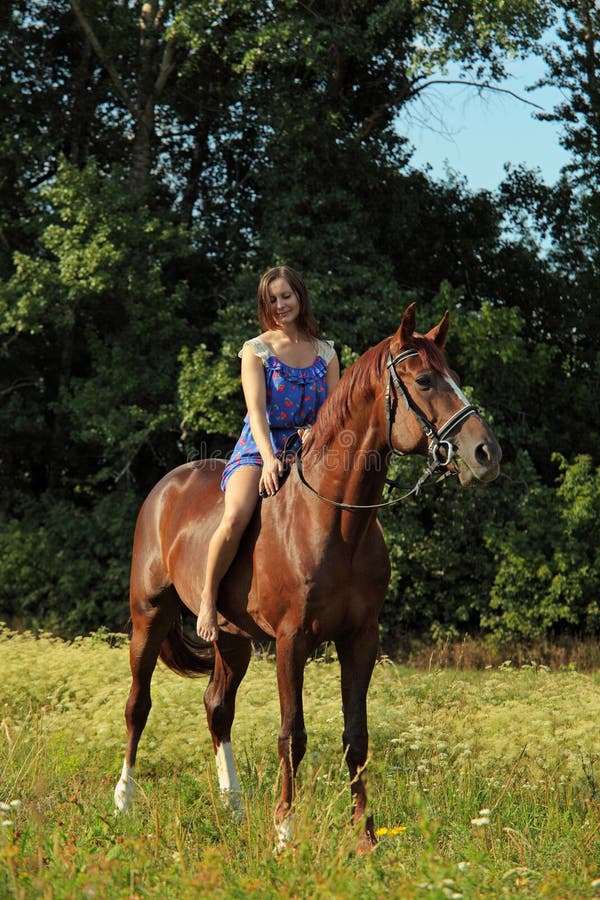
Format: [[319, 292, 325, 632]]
[[398, 54, 570, 191]]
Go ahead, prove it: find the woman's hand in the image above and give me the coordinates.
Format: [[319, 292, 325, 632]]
[[260, 455, 284, 497]]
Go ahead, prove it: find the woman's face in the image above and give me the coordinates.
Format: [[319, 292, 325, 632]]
[[268, 277, 300, 327]]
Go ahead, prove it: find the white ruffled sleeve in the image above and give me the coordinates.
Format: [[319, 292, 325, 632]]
[[238, 337, 272, 361], [317, 339, 336, 364]]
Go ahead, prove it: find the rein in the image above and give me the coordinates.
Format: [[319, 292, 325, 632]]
[[295, 348, 479, 512]]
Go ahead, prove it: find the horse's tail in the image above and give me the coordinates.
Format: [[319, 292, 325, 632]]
[[159, 613, 214, 678]]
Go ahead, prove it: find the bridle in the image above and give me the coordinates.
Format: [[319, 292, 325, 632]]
[[295, 347, 479, 511], [385, 348, 479, 469]]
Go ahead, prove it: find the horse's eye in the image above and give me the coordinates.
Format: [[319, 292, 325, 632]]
[[416, 374, 432, 389]]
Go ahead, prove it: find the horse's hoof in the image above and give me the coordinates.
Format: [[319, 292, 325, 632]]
[[114, 762, 135, 813], [355, 816, 377, 855], [221, 789, 245, 822], [274, 813, 295, 854], [114, 778, 134, 813], [355, 833, 377, 855]]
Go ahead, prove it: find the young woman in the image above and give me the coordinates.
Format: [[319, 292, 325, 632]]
[[196, 266, 340, 642]]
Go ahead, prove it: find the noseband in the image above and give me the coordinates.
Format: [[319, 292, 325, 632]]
[[295, 347, 479, 511]]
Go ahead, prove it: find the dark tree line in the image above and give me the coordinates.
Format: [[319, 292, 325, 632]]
[[1, 0, 599, 645]]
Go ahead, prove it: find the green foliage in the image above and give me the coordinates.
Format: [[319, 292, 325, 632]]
[[383, 491, 488, 642], [178, 343, 244, 437], [0, 492, 137, 637], [381, 445, 600, 646], [0, 159, 190, 634], [0, 160, 188, 493], [484, 454, 600, 641], [447, 299, 562, 463]]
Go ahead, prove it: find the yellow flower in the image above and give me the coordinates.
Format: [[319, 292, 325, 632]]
[[375, 825, 407, 837]]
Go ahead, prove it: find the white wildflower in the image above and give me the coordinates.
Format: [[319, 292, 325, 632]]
[[471, 808, 491, 826]]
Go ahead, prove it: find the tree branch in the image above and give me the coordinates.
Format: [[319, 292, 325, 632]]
[[1, 379, 40, 398], [356, 77, 545, 141], [155, 36, 178, 97], [411, 79, 545, 111], [152, 1, 185, 97], [69, 0, 139, 122]]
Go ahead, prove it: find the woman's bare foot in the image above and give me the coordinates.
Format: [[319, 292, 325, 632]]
[[197, 595, 219, 643]]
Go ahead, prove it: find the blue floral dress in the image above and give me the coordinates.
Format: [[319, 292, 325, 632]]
[[220, 336, 335, 491]]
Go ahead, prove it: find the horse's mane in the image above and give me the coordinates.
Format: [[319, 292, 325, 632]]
[[304, 332, 448, 456]]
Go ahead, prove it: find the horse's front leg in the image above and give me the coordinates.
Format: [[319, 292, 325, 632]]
[[274, 627, 308, 850], [335, 622, 379, 851]]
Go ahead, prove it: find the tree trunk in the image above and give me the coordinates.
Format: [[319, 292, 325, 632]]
[[70, 0, 178, 194], [68, 36, 95, 168]]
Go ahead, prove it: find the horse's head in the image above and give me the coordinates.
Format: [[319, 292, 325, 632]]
[[387, 304, 501, 486]]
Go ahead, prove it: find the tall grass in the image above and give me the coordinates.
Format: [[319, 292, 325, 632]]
[[1, 626, 599, 898]]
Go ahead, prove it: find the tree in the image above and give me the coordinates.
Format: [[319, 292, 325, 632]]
[[537, 0, 600, 186], [3, 0, 593, 644]]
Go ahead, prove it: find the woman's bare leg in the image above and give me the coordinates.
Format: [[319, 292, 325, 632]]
[[197, 466, 262, 642]]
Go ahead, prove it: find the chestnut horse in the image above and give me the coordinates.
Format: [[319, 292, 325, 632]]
[[114, 304, 501, 849]]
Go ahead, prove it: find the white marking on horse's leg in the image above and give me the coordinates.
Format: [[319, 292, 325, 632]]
[[274, 813, 295, 854], [114, 759, 136, 813], [215, 742, 243, 817]]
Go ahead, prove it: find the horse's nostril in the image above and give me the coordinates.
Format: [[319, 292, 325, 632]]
[[475, 443, 491, 465]]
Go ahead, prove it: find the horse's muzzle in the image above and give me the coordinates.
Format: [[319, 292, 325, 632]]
[[455, 434, 502, 486]]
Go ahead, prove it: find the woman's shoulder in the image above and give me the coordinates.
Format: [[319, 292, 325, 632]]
[[238, 334, 273, 361], [316, 338, 336, 364]]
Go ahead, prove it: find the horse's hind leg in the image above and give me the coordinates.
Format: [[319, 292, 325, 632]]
[[114, 587, 179, 812], [204, 631, 252, 815], [335, 622, 379, 851]]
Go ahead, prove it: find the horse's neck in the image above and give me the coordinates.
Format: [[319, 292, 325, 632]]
[[304, 405, 390, 510]]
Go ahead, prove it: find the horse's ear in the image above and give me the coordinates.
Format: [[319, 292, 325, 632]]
[[398, 302, 417, 347], [426, 310, 450, 350]]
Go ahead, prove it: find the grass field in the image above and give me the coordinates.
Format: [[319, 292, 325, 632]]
[[1, 626, 600, 899]]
